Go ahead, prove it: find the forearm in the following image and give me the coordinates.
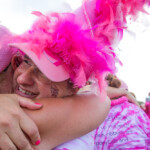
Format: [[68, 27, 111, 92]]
[[24, 93, 110, 149], [106, 86, 127, 99]]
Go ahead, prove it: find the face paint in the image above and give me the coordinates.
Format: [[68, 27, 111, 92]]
[[50, 84, 59, 98]]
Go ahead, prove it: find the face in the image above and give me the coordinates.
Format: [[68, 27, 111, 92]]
[[13, 55, 76, 99], [0, 64, 13, 94]]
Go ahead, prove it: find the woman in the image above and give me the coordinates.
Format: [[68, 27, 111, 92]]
[[0, 0, 150, 149], [0, 24, 110, 150]]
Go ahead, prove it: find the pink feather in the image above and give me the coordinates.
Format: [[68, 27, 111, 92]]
[[13, 12, 116, 88], [12, 0, 150, 88], [82, 0, 150, 47]]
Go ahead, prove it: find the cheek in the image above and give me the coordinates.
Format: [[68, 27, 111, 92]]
[[37, 83, 59, 98], [13, 69, 18, 85], [13, 66, 23, 88], [37, 83, 52, 98]]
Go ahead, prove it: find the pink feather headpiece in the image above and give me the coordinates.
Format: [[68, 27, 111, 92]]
[[10, 0, 150, 93], [11, 11, 117, 89]]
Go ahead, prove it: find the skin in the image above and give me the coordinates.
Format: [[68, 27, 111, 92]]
[[26, 94, 110, 149], [106, 86, 140, 106], [12, 55, 110, 149], [0, 94, 42, 150], [0, 55, 110, 150], [1, 55, 144, 149], [13, 55, 77, 99]]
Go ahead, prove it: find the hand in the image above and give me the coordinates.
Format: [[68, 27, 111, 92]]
[[140, 103, 146, 111], [137, 101, 146, 111], [124, 91, 140, 107], [0, 94, 42, 150]]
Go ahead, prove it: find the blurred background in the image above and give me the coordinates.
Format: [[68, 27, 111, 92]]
[[0, 0, 150, 102]]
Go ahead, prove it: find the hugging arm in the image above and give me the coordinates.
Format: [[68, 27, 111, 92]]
[[24, 92, 110, 149], [106, 86, 139, 106], [0, 92, 110, 150]]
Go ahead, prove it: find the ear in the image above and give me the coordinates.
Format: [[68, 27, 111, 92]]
[[11, 55, 22, 70]]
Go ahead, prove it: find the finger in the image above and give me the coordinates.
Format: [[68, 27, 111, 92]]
[[18, 96, 43, 110], [140, 104, 146, 111], [0, 133, 17, 150], [129, 99, 140, 107], [20, 114, 41, 146], [7, 124, 34, 150], [134, 100, 140, 107], [128, 96, 140, 107]]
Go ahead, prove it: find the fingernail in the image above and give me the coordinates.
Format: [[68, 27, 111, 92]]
[[35, 103, 42, 106], [35, 140, 40, 145]]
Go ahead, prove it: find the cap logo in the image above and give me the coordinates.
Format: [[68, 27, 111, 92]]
[[43, 51, 61, 66]]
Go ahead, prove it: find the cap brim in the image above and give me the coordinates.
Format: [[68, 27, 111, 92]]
[[9, 43, 70, 82]]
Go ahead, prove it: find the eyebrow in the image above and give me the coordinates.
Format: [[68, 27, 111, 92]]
[[24, 55, 30, 59], [24, 55, 34, 65]]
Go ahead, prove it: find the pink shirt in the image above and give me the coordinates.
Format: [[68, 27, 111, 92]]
[[54, 98, 150, 150]]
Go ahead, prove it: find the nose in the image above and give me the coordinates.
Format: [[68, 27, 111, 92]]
[[17, 66, 35, 86]]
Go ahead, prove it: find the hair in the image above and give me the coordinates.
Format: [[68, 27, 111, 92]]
[[0, 64, 11, 83], [105, 74, 121, 88], [2, 63, 11, 72]]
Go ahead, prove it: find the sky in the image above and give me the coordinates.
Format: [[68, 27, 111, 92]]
[[116, 12, 150, 102], [0, 0, 81, 34], [0, 0, 150, 102]]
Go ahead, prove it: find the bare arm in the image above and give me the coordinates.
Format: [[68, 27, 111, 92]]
[[106, 86, 139, 106], [24, 92, 110, 149], [0, 93, 110, 150], [106, 86, 127, 99]]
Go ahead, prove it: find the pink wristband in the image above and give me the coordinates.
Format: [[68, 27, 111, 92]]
[[111, 96, 128, 106]]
